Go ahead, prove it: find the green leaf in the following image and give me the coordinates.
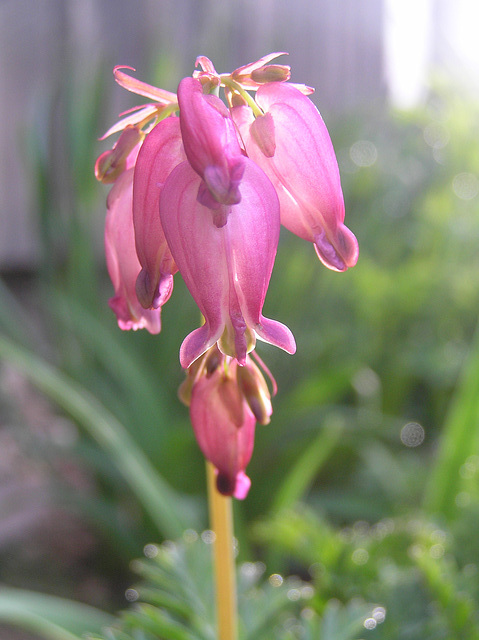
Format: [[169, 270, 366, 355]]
[[0, 586, 113, 639], [319, 599, 374, 640], [424, 323, 479, 518]]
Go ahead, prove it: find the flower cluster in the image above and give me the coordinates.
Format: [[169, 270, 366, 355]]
[[95, 53, 358, 498]]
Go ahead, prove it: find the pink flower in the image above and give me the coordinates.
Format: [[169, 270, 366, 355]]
[[97, 53, 359, 499], [177, 77, 246, 208], [104, 168, 162, 334], [232, 82, 358, 272], [132, 117, 186, 309], [159, 158, 296, 369], [188, 349, 256, 499]]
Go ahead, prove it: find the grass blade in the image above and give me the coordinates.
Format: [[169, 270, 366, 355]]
[[270, 415, 344, 514], [424, 323, 479, 518], [0, 586, 113, 640]]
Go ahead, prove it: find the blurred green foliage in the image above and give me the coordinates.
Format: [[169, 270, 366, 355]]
[[1, 66, 479, 639]]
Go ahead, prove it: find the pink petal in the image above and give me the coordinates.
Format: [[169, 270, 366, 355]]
[[105, 169, 162, 334], [100, 104, 160, 140], [159, 159, 295, 368], [132, 117, 186, 309], [232, 472, 251, 500], [194, 56, 219, 76]]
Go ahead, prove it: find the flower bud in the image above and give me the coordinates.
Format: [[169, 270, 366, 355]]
[[236, 359, 273, 425], [189, 360, 256, 499], [230, 52, 290, 89], [95, 125, 143, 184], [250, 64, 291, 84], [177, 77, 245, 207]]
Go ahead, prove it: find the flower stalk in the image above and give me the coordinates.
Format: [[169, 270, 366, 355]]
[[206, 461, 238, 640]]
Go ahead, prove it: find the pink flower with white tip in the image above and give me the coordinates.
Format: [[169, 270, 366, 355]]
[[95, 52, 358, 498]]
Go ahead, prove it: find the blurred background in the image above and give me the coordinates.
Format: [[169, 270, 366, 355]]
[[1, 1, 479, 639]]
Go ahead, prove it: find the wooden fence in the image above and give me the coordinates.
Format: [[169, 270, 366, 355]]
[[0, 0, 385, 269]]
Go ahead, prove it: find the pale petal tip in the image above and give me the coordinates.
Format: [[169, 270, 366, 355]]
[[233, 471, 251, 500]]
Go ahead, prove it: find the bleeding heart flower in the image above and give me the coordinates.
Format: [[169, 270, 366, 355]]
[[159, 158, 296, 369], [232, 82, 358, 272], [96, 52, 358, 500]]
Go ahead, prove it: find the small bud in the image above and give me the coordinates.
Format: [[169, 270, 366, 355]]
[[228, 90, 248, 108], [189, 359, 256, 500], [251, 64, 291, 84], [95, 125, 143, 184], [204, 346, 224, 376], [236, 359, 272, 425]]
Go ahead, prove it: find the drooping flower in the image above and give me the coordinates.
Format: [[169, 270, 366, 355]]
[[104, 168, 162, 333], [232, 82, 359, 272], [132, 117, 186, 309], [96, 52, 359, 499], [159, 158, 296, 369]]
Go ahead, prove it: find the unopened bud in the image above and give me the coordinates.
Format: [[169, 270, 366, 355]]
[[204, 346, 224, 376], [95, 125, 143, 183], [251, 64, 291, 84], [178, 350, 208, 406], [236, 360, 272, 425], [228, 90, 248, 108]]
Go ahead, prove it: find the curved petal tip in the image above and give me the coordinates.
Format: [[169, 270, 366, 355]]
[[255, 317, 296, 355], [314, 225, 359, 272]]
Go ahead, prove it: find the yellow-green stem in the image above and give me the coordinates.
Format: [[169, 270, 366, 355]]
[[220, 76, 263, 117], [206, 462, 238, 640]]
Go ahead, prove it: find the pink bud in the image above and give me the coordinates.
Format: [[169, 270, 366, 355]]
[[250, 65, 291, 84], [230, 52, 291, 89], [189, 359, 256, 499], [177, 77, 246, 207]]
